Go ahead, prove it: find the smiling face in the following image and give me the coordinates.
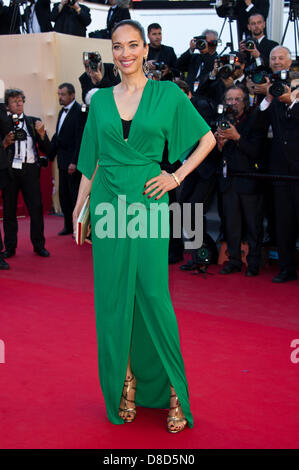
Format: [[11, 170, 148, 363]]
[[112, 24, 148, 77], [270, 47, 292, 73]]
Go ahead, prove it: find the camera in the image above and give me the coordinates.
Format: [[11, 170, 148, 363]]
[[269, 70, 290, 97], [215, 0, 237, 18], [67, 0, 77, 5], [213, 104, 238, 130], [12, 114, 27, 141], [245, 37, 256, 50], [216, 54, 239, 79], [83, 51, 102, 72], [194, 36, 218, 51], [153, 61, 166, 71], [246, 57, 268, 84]]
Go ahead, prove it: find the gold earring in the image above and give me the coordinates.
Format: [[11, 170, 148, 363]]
[[113, 64, 119, 77], [143, 59, 149, 75]]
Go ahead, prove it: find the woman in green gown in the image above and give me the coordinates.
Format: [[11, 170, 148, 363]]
[[73, 19, 215, 433]]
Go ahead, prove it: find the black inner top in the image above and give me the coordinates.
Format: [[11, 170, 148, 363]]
[[121, 119, 132, 140]]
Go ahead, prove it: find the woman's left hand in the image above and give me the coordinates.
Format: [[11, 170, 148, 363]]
[[144, 170, 179, 200]]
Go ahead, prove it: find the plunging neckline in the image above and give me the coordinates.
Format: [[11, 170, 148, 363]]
[[111, 80, 150, 142]]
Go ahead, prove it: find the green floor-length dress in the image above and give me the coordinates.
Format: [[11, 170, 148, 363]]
[[77, 79, 210, 426]]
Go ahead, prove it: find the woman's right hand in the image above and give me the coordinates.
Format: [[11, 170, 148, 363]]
[[72, 206, 81, 238]]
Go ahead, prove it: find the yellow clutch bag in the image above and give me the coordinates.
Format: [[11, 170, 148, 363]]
[[76, 195, 90, 246]]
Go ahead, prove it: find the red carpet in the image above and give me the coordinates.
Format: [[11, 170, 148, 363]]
[[1, 215, 299, 449]]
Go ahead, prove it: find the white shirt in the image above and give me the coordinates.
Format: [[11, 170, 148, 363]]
[[234, 74, 245, 85], [28, 1, 41, 34], [57, 99, 76, 134], [14, 114, 35, 163]]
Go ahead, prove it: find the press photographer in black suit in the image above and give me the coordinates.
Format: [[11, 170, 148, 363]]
[[2, 89, 51, 259], [216, 0, 269, 42], [206, 51, 247, 108], [24, 0, 52, 33], [49, 83, 84, 235], [147, 23, 179, 81], [79, 52, 120, 104], [51, 0, 91, 37], [177, 29, 218, 95], [89, 0, 130, 39], [255, 46, 299, 283], [239, 13, 278, 69], [215, 85, 265, 276]]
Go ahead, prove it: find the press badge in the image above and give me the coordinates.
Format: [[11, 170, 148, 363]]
[[12, 157, 23, 169]]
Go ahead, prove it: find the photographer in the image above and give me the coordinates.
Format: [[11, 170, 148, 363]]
[[79, 52, 120, 104], [207, 51, 247, 107], [147, 23, 179, 81], [255, 46, 299, 283], [177, 29, 218, 95], [0, 0, 20, 34], [239, 13, 278, 69], [51, 0, 91, 37], [89, 0, 131, 40], [24, 0, 52, 33], [215, 85, 265, 276], [1, 88, 51, 259], [216, 1, 270, 42]]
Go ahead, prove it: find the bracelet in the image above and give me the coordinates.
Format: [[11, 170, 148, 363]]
[[171, 173, 180, 186], [77, 7, 81, 14]]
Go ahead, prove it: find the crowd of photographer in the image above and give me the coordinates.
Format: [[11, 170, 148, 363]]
[[0, 2, 299, 284], [0, 0, 130, 37]]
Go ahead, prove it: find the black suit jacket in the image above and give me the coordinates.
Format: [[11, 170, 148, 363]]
[[245, 36, 278, 69], [51, 3, 91, 37], [24, 0, 53, 33], [216, 0, 270, 40], [255, 99, 299, 176], [147, 44, 179, 79], [6, 114, 51, 166], [49, 101, 84, 170], [106, 6, 130, 37], [0, 3, 20, 34], [79, 64, 121, 103], [218, 109, 265, 194], [177, 50, 217, 94]]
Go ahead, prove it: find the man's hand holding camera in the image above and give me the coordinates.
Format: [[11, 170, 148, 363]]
[[216, 123, 241, 144], [59, 0, 81, 13], [89, 64, 103, 85], [239, 40, 260, 59]]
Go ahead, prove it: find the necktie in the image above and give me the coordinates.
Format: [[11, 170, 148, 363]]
[[63, 108, 68, 113]]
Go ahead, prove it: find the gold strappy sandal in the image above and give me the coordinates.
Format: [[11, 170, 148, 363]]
[[119, 375, 137, 423], [167, 390, 188, 434]]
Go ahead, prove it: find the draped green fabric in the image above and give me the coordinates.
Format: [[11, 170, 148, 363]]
[[77, 79, 210, 426]]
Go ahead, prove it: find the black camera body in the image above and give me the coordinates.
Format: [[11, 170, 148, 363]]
[[12, 114, 27, 142], [153, 61, 166, 71], [194, 36, 218, 51], [214, 104, 238, 130], [245, 37, 256, 50], [83, 51, 102, 72], [246, 57, 268, 84], [269, 70, 290, 97], [216, 54, 238, 79], [67, 0, 77, 5]]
